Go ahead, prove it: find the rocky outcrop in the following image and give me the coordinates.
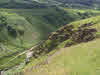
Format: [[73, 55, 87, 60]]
[[27, 22, 97, 60], [72, 28, 97, 42]]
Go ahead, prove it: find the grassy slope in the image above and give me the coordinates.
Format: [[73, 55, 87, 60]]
[[2, 7, 82, 41], [22, 15, 100, 75], [24, 38, 98, 75], [0, 12, 30, 70], [1, 8, 100, 46]]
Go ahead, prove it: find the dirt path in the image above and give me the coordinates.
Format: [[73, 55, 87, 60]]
[[25, 48, 63, 72], [0, 45, 38, 69]]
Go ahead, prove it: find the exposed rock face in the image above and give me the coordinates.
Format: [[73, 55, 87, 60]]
[[25, 47, 35, 64], [72, 28, 97, 42], [26, 51, 33, 60], [0, 71, 5, 75], [48, 25, 73, 40], [48, 32, 58, 40]]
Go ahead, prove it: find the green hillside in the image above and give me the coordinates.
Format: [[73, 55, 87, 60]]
[[24, 38, 99, 75], [0, 0, 100, 74], [20, 15, 100, 75], [1, 7, 96, 71]]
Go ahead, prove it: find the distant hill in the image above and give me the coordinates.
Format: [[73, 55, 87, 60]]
[[0, 0, 100, 9], [0, 0, 47, 8], [37, 0, 100, 9]]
